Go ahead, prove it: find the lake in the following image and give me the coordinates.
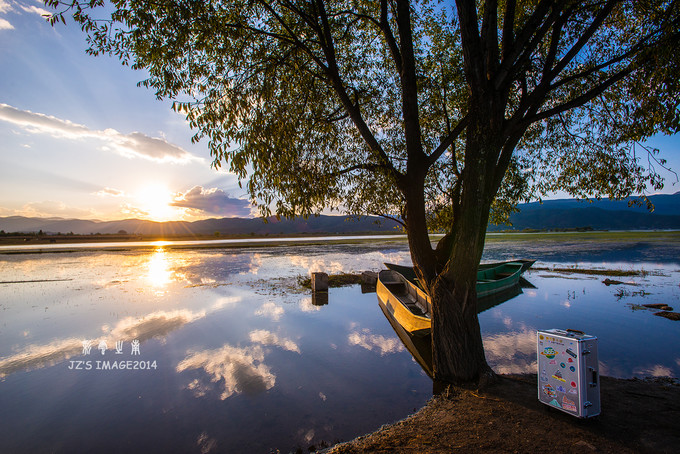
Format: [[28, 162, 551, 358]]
[[1, 236, 679, 453]]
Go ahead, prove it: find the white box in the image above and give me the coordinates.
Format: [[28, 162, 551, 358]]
[[537, 329, 600, 418]]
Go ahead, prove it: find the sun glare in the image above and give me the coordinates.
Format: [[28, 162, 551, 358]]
[[136, 184, 180, 221]]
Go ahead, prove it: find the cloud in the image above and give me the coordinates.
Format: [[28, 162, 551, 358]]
[[18, 200, 97, 218], [0, 0, 12, 14], [483, 327, 538, 374], [249, 329, 300, 353], [0, 337, 82, 377], [94, 187, 125, 197], [0, 308, 207, 378], [171, 186, 252, 217], [348, 329, 405, 356], [633, 364, 674, 378], [108, 309, 205, 342], [0, 103, 198, 163], [176, 344, 276, 400], [255, 302, 284, 321], [18, 3, 50, 17], [0, 18, 12, 29]]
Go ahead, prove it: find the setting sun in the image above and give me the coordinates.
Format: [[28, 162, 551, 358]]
[[136, 184, 181, 221]]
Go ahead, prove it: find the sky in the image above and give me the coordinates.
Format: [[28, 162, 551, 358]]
[[0, 1, 679, 223], [0, 0, 253, 222]]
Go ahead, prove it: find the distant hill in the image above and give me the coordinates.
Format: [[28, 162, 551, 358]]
[[2, 192, 679, 236], [490, 191, 680, 231], [0, 215, 403, 236]]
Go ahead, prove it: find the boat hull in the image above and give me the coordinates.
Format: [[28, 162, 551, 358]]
[[376, 270, 431, 337]]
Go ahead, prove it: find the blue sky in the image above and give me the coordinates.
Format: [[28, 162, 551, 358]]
[[0, 0, 253, 221], [0, 1, 678, 222]]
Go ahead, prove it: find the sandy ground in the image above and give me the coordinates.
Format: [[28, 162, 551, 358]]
[[323, 374, 679, 453]]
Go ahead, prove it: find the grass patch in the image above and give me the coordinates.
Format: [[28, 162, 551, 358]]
[[298, 273, 363, 289]]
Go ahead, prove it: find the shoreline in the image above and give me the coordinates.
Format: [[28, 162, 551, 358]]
[[1, 230, 679, 255], [323, 374, 680, 453]]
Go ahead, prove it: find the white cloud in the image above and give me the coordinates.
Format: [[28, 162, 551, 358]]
[[94, 187, 125, 197], [0, 337, 82, 377], [249, 329, 300, 353], [0, 0, 13, 14], [0, 103, 198, 163], [255, 302, 284, 321], [19, 4, 49, 16], [0, 17, 13, 29], [348, 329, 405, 356], [0, 308, 207, 377], [176, 344, 276, 400]]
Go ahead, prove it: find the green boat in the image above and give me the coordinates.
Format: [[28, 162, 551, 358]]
[[385, 259, 534, 296], [378, 260, 533, 336]]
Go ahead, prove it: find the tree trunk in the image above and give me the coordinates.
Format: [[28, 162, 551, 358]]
[[427, 119, 501, 385], [430, 274, 492, 384]]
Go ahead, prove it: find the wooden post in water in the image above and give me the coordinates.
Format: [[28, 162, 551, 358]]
[[311, 272, 329, 292]]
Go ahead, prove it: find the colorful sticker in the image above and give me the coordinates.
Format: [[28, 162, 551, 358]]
[[549, 359, 557, 365], [565, 348, 577, 358], [562, 396, 577, 412], [570, 381, 577, 388], [543, 384, 557, 398], [560, 362, 566, 368], [552, 370, 566, 382], [541, 347, 557, 359], [569, 366, 576, 372], [539, 335, 544, 340], [568, 387, 578, 395], [567, 358, 574, 363], [556, 385, 566, 393], [540, 369, 548, 382], [549, 398, 561, 408]]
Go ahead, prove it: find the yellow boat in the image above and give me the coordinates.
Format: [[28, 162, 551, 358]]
[[376, 270, 432, 337]]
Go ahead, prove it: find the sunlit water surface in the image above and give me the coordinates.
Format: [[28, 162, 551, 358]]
[[0, 238, 679, 453]]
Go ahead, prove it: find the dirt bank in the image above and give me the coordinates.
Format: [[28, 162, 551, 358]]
[[325, 374, 679, 453]]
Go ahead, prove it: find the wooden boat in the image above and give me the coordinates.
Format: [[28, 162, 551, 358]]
[[377, 270, 432, 337], [385, 260, 533, 294], [378, 260, 533, 336]]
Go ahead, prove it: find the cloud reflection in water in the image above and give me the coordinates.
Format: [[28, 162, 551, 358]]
[[0, 308, 208, 377], [177, 344, 276, 400], [483, 327, 538, 374], [249, 329, 300, 353], [348, 329, 405, 356]]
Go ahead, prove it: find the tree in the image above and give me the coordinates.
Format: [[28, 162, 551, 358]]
[[48, 0, 680, 385]]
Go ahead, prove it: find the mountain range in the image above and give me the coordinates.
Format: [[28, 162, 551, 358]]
[[493, 191, 680, 231], [1, 191, 679, 235]]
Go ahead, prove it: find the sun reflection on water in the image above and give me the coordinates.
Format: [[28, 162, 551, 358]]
[[146, 248, 173, 290]]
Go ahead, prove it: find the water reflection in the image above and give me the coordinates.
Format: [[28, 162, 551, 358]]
[[177, 344, 276, 400], [249, 329, 300, 353], [348, 328, 405, 356], [1, 240, 679, 453], [0, 308, 207, 377], [255, 302, 285, 321], [146, 248, 173, 288]]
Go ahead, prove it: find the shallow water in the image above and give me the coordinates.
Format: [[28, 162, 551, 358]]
[[0, 239, 678, 453]]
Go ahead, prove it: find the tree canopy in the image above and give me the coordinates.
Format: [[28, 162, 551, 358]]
[[48, 0, 680, 383]]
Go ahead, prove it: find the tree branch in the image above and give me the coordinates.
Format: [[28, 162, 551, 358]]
[[427, 115, 469, 166]]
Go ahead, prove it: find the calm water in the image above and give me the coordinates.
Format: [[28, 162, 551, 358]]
[[0, 238, 679, 453]]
